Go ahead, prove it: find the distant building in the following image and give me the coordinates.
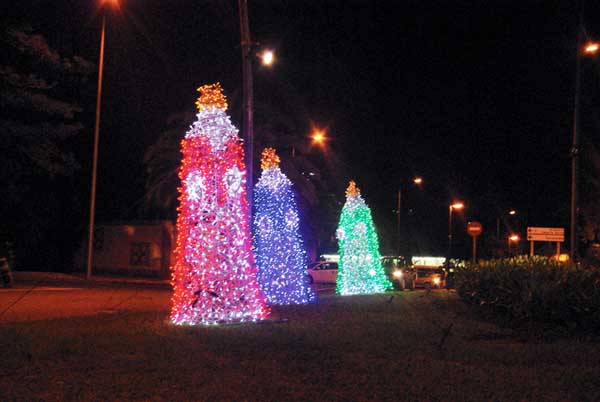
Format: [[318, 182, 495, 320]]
[[91, 221, 175, 279]]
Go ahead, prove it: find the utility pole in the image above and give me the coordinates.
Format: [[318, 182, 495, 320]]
[[447, 202, 464, 268], [396, 188, 401, 256], [569, 1, 600, 261], [239, 0, 254, 215], [570, 11, 584, 261]]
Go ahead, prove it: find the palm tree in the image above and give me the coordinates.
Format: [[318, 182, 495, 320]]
[[142, 111, 194, 219]]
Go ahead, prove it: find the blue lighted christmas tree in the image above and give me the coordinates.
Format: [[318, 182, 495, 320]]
[[253, 148, 316, 305], [336, 181, 392, 295]]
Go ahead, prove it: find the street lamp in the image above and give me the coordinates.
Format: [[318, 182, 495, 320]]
[[570, 31, 600, 260], [309, 126, 327, 147], [259, 50, 275, 66], [86, 0, 119, 280], [447, 201, 464, 266], [496, 209, 518, 238], [238, 0, 275, 216], [508, 233, 520, 256], [396, 177, 424, 256], [584, 41, 599, 54]]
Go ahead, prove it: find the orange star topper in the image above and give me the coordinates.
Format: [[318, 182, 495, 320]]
[[195, 83, 228, 112], [261, 148, 280, 170], [345, 180, 360, 197]]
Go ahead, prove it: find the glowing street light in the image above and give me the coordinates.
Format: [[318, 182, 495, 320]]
[[86, 0, 119, 280], [259, 50, 275, 66], [311, 129, 326, 145], [413, 177, 423, 185], [584, 41, 600, 54], [450, 202, 464, 211], [509, 209, 517, 216], [508, 233, 520, 256]]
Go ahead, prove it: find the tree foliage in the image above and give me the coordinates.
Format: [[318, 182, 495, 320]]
[[0, 25, 93, 269]]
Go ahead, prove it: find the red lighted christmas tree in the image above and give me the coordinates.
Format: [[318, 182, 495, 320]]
[[170, 83, 269, 325]]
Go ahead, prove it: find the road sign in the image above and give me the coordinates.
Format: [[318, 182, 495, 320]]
[[467, 221, 483, 237], [527, 227, 564, 242]]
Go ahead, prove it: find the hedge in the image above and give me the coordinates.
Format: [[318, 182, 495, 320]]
[[455, 256, 600, 332]]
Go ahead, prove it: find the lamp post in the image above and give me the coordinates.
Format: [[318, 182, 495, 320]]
[[447, 202, 464, 266], [86, 0, 118, 280], [570, 27, 600, 260], [396, 177, 423, 256], [239, 0, 254, 215], [238, 0, 275, 216], [496, 209, 517, 239]]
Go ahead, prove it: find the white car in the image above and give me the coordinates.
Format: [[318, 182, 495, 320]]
[[306, 261, 338, 283]]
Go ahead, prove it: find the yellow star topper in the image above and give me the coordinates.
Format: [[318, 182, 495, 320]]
[[346, 180, 360, 197], [195, 83, 228, 112], [261, 148, 280, 170]]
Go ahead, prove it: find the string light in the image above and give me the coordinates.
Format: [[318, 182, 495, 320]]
[[336, 181, 392, 295], [253, 148, 316, 305], [170, 84, 269, 325]]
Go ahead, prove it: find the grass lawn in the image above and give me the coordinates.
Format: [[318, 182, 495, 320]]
[[1, 290, 599, 401]]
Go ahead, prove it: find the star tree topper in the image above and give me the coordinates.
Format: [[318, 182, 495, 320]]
[[188, 83, 238, 152]]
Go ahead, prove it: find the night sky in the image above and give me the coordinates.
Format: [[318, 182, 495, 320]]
[[4, 1, 600, 257]]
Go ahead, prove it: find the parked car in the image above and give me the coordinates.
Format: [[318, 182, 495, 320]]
[[306, 261, 338, 283], [413, 266, 445, 289], [381, 256, 414, 290], [392, 266, 416, 290]]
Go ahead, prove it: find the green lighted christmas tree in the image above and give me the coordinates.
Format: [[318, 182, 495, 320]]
[[335, 181, 392, 295]]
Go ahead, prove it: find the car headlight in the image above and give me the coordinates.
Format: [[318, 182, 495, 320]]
[[393, 270, 403, 278], [433, 277, 441, 285]]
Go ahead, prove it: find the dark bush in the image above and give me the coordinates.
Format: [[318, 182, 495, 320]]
[[455, 256, 600, 332]]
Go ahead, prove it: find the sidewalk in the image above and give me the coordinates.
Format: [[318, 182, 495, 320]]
[[11, 270, 171, 289]]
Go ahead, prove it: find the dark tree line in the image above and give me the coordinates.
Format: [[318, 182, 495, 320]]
[[0, 25, 94, 270]]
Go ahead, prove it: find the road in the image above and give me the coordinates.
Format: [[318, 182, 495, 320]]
[[0, 283, 172, 323], [0, 281, 337, 323]]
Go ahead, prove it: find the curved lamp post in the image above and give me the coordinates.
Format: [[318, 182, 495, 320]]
[[86, 0, 119, 280]]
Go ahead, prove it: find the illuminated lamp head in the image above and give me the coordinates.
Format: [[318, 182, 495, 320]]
[[345, 180, 360, 198], [195, 82, 228, 112], [261, 148, 281, 171]]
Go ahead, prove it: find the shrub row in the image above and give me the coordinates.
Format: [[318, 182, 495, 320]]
[[455, 256, 600, 332]]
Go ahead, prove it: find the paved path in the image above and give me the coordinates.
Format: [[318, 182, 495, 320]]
[[0, 275, 337, 323]]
